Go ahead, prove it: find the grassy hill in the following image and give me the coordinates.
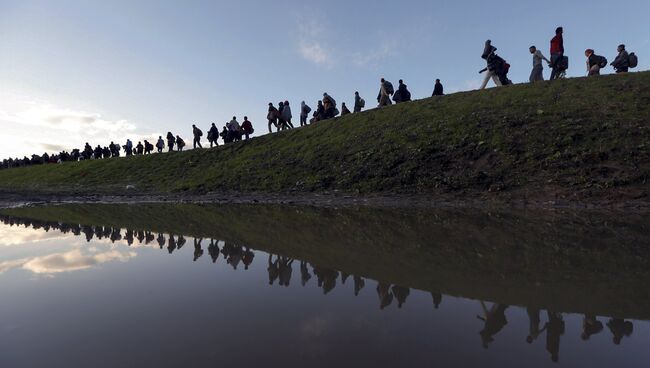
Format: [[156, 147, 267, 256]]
[[1, 72, 650, 204]]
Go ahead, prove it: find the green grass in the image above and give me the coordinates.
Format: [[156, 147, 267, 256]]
[[2, 72, 650, 198]]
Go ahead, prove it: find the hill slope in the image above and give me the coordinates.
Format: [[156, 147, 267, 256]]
[[1, 72, 650, 205]]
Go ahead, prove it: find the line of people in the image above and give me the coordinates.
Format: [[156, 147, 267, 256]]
[[1, 26, 641, 171]]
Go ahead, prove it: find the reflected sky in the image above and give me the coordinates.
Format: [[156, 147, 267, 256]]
[[0, 208, 649, 367]]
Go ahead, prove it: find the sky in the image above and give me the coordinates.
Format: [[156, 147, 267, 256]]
[[1, 0, 649, 158]]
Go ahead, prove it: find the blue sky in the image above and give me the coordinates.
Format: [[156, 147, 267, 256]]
[[1, 0, 648, 158]]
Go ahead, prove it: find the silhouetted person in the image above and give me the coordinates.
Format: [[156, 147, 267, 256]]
[[176, 135, 185, 151], [354, 275, 365, 296], [432, 79, 444, 96], [278, 257, 294, 287], [124, 229, 134, 245], [241, 117, 254, 140], [167, 234, 177, 254], [393, 79, 411, 103], [192, 124, 203, 148], [300, 101, 311, 126], [545, 311, 565, 362], [581, 314, 603, 341], [166, 132, 175, 152], [377, 78, 393, 107], [340, 102, 351, 116], [392, 285, 410, 308], [549, 27, 564, 80], [431, 292, 442, 309], [145, 231, 155, 244], [242, 247, 254, 270], [193, 238, 204, 262], [314, 266, 338, 294], [110, 228, 122, 243], [157, 233, 166, 249], [268, 254, 280, 285], [267, 103, 279, 133], [208, 123, 219, 147], [526, 307, 545, 344], [611, 44, 629, 73], [208, 239, 220, 263], [477, 302, 509, 348], [607, 318, 633, 345], [529, 46, 551, 82], [340, 272, 349, 285], [353, 91, 364, 113], [156, 136, 165, 153], [176, 235, 186, 250], [377, 283, 394, 310], [300, 261, 312, 286], [226, 244, 243, 270]]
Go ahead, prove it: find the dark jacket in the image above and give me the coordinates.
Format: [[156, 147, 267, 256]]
[[611, 50, 629, 71], [587, 53, 601, 68], [432, 82, 444, 96]]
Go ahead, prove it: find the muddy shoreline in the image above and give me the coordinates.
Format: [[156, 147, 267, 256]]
[[1, 189, 649, 213]]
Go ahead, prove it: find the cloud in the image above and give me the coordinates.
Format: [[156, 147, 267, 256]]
[[0, 93, 140, 157], [0, 225, 68, 246], [0, 249, 136, 275], [295, 16, 334, 67]]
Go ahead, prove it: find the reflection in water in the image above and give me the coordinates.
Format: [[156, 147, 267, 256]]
[[0, 209, 646, 364]]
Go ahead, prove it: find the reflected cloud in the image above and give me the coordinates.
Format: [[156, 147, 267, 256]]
[[0, 225, 68, 246], [0, 249, 136, 275]]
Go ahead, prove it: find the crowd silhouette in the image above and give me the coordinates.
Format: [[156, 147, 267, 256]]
[[1, 26, 640, 172], [0, 213, 639, 363]]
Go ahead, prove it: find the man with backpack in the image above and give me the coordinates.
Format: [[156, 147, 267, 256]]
[[585, 49, 606, 76], [550, 27, 565, 80], [207, 123, 219, 147], [267, 102, 279, 133], [377, 78, 393, 107], [300, 101, 311, 126], [354, 91, 365, 113], [611, 44, 631, 73], [192, 124, 203, 149], [176, 135, 185, 151], [166, 132, 175, 152], [393, 80, 412, 103], [529, 46, 551, 82], [322, 93, 338, 119], [432, 79, 444, 96], [479, 40, 505, 89]]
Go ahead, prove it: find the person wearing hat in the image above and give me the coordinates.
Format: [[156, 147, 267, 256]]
[[611, 44, 630, 73]]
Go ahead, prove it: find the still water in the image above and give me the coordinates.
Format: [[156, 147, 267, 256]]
[[0, 203, 649, 367]]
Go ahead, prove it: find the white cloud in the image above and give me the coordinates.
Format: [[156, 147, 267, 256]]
[[295, 16, 334, 67], [0, 248, 136, 275], [351, 35, 398, 68], [0, 93, 143, 157]]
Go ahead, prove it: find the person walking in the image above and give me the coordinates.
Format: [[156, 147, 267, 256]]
[[393, 79, 412, 103], [156, 136, 165, 153], [228, 116, 242, 142], [208, 123, 219, 147], [432, 79, 444, 96], [377, 78, 393, 107], [192, 124, 203, 149], [166, 132, 175, 152], [479, 40, 503, 89], [282, 101, 294, 129], [241, 116, 254, 140], [176, 135, 185, 151], [311, 100, 324, 123], [529, 46, 551, 82], [267, 103, 279, 133], [585, 49, 604, 76], [322, 93, 337, 119], [550, 27, 565, 80], [611, 44, 630, 73], [300, 101, 311, 126], [353, 91, 364, 113]]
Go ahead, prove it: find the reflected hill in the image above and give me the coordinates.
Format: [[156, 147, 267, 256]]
[[2, 203, 650, 320]]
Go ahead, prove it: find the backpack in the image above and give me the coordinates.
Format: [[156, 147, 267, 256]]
[[558, 56, 569, 71], [404, 90, 411, 101], [359, 98, 365, 108], [385, 82, 394, 95], [598, 55, 608, 68], [503, 62, 511, 74], [303, 105, 311, 115], [197, 128, 203, 137], [628, 52, 638, 68]]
